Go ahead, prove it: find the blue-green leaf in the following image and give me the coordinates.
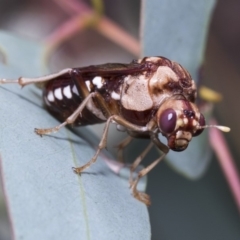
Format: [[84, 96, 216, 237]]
[[142, 0, 216, 178], [0, 31, 150, 240]]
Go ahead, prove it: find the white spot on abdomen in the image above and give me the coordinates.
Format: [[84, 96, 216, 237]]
[[85, 80, 91, 91], [92, 76, 103, 89], [72, 85, 79, 95], [63, 85, 72, 99], [54, 88, 63, 100], [47, 91, 54, 102], [111, 91, 120, 100]]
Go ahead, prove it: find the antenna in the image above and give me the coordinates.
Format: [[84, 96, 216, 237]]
[[197, 124, 230, 132]]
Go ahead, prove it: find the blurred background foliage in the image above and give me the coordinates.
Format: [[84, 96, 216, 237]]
[[0, 0, 240, 239]]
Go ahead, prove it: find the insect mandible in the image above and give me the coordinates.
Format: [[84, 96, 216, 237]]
[[0, 56, 230, 206]]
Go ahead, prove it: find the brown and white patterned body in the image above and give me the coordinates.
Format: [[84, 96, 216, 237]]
[[43, 56, 203, 151]]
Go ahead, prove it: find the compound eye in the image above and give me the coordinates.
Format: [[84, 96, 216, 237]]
[[159, 108, 177, 134], [193, 113, 205, 136]]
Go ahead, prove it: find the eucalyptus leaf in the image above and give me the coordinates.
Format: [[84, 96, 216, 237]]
[[141, 0, 216, 178], [0, 32, 150, 240]]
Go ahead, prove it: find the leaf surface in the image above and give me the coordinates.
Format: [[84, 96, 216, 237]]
[[0, 31, 150, 240]]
